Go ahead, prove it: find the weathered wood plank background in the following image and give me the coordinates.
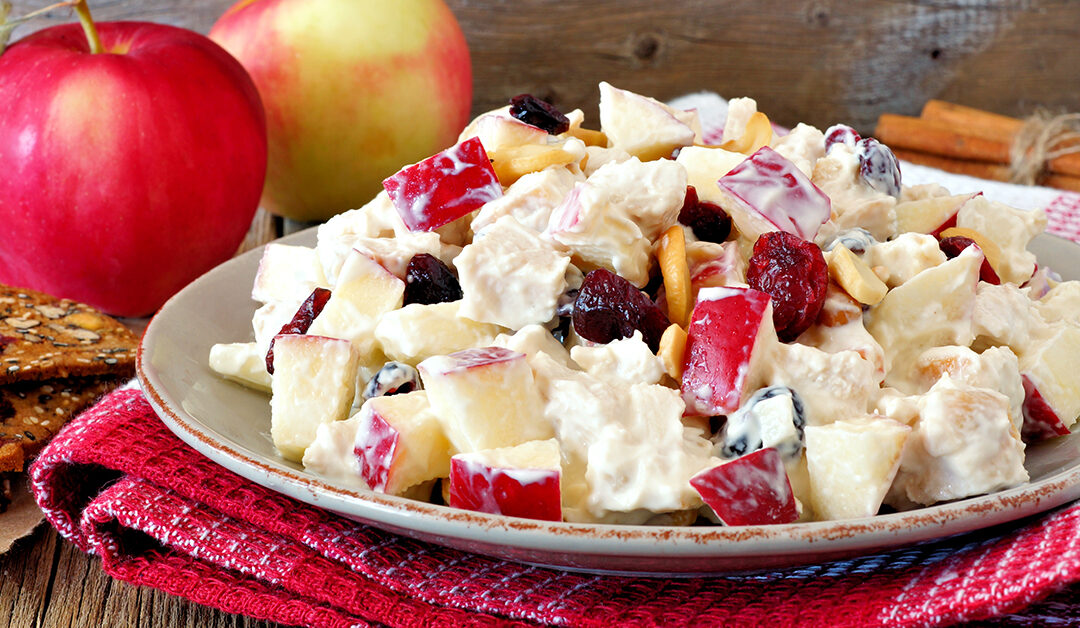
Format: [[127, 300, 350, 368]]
[[3, 1, 1080, 626], [8, 0, 1080, 134]]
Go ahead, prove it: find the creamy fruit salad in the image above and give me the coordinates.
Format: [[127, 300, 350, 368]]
[[210, 82, 1080, 526]]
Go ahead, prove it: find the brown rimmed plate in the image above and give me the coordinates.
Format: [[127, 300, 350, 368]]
[[137, 227, 1080, 575]]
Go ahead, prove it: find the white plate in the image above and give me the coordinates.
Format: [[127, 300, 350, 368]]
[[138, 229, 1080, 576]]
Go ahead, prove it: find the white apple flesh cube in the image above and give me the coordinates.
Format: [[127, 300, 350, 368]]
[[597, 81, 696, 161], [690, 447, 798, 526], [450, 438, 562, 521], [681, 287, 777, 415], [716, 146, 831, 242], [306, 248, 404, 346], [1020, 324, 1080, 441], [251, 242, 327, 304], [374, 300, 504, 366], [805, 416, 910, 520], [892, 192, 977, 236], [270, 334, 360, 462], [353, 391, 452, 495], [419, 347, 554, 452], [382, 136, 503, 232]]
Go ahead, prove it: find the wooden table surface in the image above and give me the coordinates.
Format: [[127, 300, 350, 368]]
[[1, 524, 284, 628]]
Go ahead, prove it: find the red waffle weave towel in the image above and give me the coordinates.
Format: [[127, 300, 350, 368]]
[[25, 384, 1080, 628]]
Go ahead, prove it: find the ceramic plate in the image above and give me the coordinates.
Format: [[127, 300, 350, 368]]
[[138, 229, 1080, 576]]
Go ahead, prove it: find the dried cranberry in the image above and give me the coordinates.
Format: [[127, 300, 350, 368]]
[[856, 138, 902, 198], [746, 231, 829, 342], [509, 94, 570, 135], [938, 236, 1001, 284], [265, 287, 332, 374], [572, 269, 670, 351], [678, 185, 732, 244], [824, 124, 860, 153], [404, 254, 462, 306]]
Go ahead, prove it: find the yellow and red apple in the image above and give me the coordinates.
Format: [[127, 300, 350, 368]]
[[210, 0, 473, 222]]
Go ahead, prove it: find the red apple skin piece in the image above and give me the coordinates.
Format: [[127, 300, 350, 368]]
[[449, 457, 562, 521], [1021, 374, 1071, 443], [354, 410, 400, 492], [717, 146, 831, 241], [0, 20, 266, 317], [383, 136, 503, 232], [690, 447, 798, 526], [681, 287, 774, 415], [210, 0, 472, 223]]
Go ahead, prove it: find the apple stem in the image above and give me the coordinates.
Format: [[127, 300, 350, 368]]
[[72, 0, 102, 54], [0, 0, 100, 55]]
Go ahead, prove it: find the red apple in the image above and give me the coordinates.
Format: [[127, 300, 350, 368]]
[[210, 0, 472, 222], [681, 287, 777, 415], [690, 447, 798, 526], [449, 439, 562, 521], [354, 391, 451, 495], [0, 4, 266, 316], [382, 136, 502, 232], [1020, 375, 1071, 443], [716, 146, 831, 242]]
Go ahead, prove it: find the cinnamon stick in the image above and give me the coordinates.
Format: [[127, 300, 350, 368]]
[[920, 100, 1021, 144], [894, 148, 1080, 193], [876, 107, 1080, 178], [875, 114, 1011, 163]]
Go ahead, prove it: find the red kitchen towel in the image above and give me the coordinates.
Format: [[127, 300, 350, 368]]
[[26, 386, 1080, 628]]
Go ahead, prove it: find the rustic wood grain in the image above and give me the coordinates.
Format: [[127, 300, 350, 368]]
[[6, 1, 1080, 134], [0, 527, 284, 628]]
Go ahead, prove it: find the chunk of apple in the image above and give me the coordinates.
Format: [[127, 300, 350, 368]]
[[690, 448, 799, 526], [805, 416, 910, 520], [307, 249, 404, 347], [681, 287, 778, 415], [597, 81, 696, 161], [893, 192, 978, 236], [382, 136, 503, 232], [716, 146, 831, 243], [270, 334, 359, 461], [353, 391, 452, 495], [251, 243, 328, 304], [374, 300, 504, 366], [419, 347, 553, 452], [1019, 324, 1080, 441], [449, 438, 562, 521]]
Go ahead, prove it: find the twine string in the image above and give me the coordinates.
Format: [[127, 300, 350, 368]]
[[1010, 111, 1080, 184]]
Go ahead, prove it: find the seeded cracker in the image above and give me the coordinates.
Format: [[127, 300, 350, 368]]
[[0, 284, 137, 385]]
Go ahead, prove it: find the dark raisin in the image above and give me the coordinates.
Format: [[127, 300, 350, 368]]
[[572, 268, 670, 351], [746, 231, 829, 343], [938, 236, 1001, 284], [856, 137, 902, 198], [678, 186, 732, 244], [265, 287, 332, 374], [363, 362, 421, 400], [821, 227, 876, 254], [404, 254, 463, 306], [509, 93, 570, 135]]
